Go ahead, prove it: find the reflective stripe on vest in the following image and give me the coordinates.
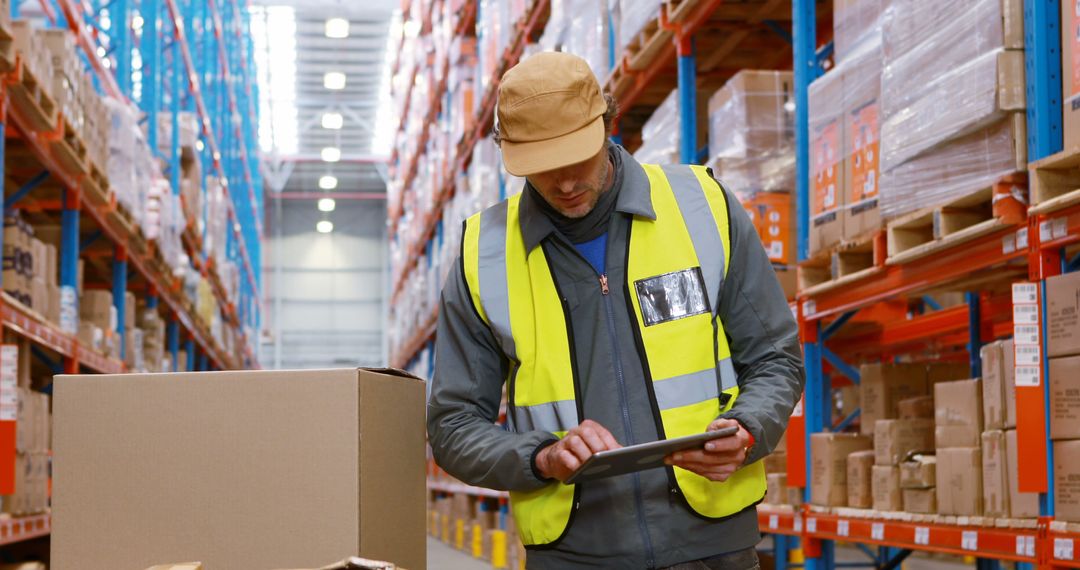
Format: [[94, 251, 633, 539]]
[[461, 164, 765, 547]]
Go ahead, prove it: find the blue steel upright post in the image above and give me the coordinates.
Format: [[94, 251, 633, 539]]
[[139, 0, 162, 154], [113, 246, 128, 361], [59, 189, 81, 350], [677, 36, 697, 165]]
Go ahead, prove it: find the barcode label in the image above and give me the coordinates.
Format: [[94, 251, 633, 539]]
[[794, 516, 803, 533], [1014, 325, 1040, 345], [1015, 365, 1041, 387], [1013, 304, 1039, 324], [1025, 536, 1037, 558], [1017, 228, 1029, 249], [1012, 283, 1038, 304], [871, 523, 885, 541], [962, 531, 978, 551], [1040, 220, 1054, 242], [769, 515, 779, 530], [1002, 234, 1016, 254], [1016, 536, 1026, 556], [915, 527, 930, 545], [1015, 344, 1041, 365], [1053, 217, 1068, 239], [837, 520, 849, 537], [807, 518, 817, 533], [0, 345, 17, 421], [803, 300, 817, 317], [1055, 538, 1075, 560]]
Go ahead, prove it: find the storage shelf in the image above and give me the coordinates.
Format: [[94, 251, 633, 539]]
[[392, 308, 437, 369], [758, 505, 803, 537], [1, 293, 125, 374], [1049, 524, 1080, 568], [0, 512, 50, 546]]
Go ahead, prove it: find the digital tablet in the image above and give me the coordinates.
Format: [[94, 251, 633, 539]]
[[564, 425, 740, 485]]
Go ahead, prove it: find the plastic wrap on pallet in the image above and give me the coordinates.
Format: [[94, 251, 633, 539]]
[[880, 48, 1025, 172], [540, 0, 610, 81], [634, 90, 679, 165], [610, 0, 662, 62], [807, 69, 844, 218], [155, 111, 199, 156], [833, 0, 889, 63], [880, 117, 1024, 219]]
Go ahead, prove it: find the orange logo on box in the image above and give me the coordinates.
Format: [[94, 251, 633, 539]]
[[850, 102, 880, 202], [812, 120, 840, 215]]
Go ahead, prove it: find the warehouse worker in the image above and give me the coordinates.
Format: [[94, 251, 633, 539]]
[[427, 52, 804, 570]]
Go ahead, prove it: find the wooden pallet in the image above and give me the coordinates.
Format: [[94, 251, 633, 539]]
[[48, 115, 88, 176], [886, 173, 1028, 265], [8, 58, 58, 133], [0, 24, 14, 73], [625, 17, 672, 72], [664, 0, 704, 23], [798, 231, 886, 296], [1029, 146, 1080, 215]]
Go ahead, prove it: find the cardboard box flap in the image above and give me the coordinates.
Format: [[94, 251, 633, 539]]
[[359, 367, 423, 381]]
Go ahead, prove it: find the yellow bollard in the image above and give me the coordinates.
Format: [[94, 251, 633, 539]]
[[491, 530, 508, 569], [790, 548, 805, 564], [472, 522, 484, 558], [963, 556, 976, 565], [441, 515, 450, 543], [455, 519, 465, 550]]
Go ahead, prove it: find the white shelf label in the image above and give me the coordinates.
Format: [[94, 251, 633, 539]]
[[803, 300, 817, 317], [0, 345, 17, 421], [871, 523, 885, 541], [1026, 536, 1037, 558], [1015, 365, 1041, 387], [1014, 325, 1040, 345], [962, 530, 978, 551], [1016, 536, 1026, 556], [1013, 304, 1039, 324], [1055, 538, 1075, 561], [769, 515, 779, 530], [1012, 283, 1038, 304], [807, 518, 817, 533], [1040, 220, 1054, 242], [1053, 217, 1069, 239], [915, 527, 930, 545], [837, 520, 849, 537], [1017, 228, 1029, 249], [792, 396, 804, 417], [1002, 233, 1016, 254], [794, 516, 803, 533], [1015, 344, 1041, 366]]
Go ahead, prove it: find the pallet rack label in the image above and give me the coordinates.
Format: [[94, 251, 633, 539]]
[[807, 517, 818, 533], [961, 530, 978, 551], [0, 346, 16, 421], [769, 514, 779, 530], [1055, 538, 1075, 561], [837, 520, 850, 537], [59, 286, 77, 334], [1003, 227, 1027, 255], [794, 516, 803, 533], [871, 522, 885, 541], [1039, 217, 1069, 242], [1012, 283, 1043, 387], [915, 527, 930, 545]]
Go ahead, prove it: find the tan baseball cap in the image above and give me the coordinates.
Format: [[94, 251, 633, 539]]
[[496, 52, 607, 177]]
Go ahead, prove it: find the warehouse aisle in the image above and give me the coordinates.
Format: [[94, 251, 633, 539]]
[[428, 537, 490, 570]]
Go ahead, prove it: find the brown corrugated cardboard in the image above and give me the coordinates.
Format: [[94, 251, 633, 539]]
[[902, 488, 937, 514], [847, 450, 875, 508], [809, 67, 845, 256], [926, 362, 974, 384], [787, 486, 804, 506], [871, 465, 902, 511], [765, 451, 788, 474], [1064, 0, 1080, 151], [52, 369, 427, 570], [1005, 429, 1040, 518], [982, 341, 1008, 430], [859, 363, 929, 435], [981, 430, 1009, 517], [835, 385, 860, 426], [1048, 271, 1080, 357], [935, 379, 984, 448], [1050, 356, 1080, 440], [936, 447, 984, 516], [897, 395, 934, 419], [900, 454, 936, 489], [766, 473, 788, 505], [144, 564, 202, 570], [874, 419, 934, 465], [1054, 440, 1080, 522], [79, 289, 115, 332], [811, 432, 873, 506], [1004, 339, 1017, 428]]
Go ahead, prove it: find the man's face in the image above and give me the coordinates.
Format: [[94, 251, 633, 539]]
[[526, 146, 610, 219]]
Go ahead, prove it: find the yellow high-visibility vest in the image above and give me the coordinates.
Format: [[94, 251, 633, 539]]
[[462, 163, 766, 547]]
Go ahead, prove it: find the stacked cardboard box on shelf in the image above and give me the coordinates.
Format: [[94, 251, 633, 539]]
[[935, 379, 983, 515], [3, 213, 57, 317], [810, 432, 872, 506], [1047, 271, 1080, 522], [899, 454, 936, 513], [2, 346, 51, 516]]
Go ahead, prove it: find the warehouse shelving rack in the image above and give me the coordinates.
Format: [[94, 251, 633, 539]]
[[782, 1, 1080, 570], [0, 0, 262, 547]]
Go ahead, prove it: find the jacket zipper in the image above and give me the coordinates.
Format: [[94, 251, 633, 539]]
[[599, 272, 657, 568]]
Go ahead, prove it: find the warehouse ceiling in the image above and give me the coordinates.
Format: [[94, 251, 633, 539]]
[[250, 0, 397, 197]]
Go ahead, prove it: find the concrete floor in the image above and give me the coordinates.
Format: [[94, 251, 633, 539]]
[[428, 537, 491, 570]]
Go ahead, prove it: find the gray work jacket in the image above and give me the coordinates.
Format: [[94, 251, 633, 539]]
[[427, 146, 805, 569]]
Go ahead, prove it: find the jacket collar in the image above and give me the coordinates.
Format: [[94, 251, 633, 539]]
[[518, 144, 656, 252]]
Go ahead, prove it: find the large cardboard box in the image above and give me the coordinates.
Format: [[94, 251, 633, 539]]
[[1050, 356, 1080, 440], [1003, 339, 1017, 428], [859, 363, 929, 435], [902, 488, 937, 514], [981, 430, 1009, 517], [900, 454, 936, 489], [52, 369, 427, 570], [936, 447, 983, 516], [810, 432, 873, 506], [897, 395, 934, 420], [871, 465, 902, 511], [745, 192, 796, 266], [808, 68, 846, 256], [1047, 271, 1080, 358], [874, 419, 934, 465], [926, 362, 973, 384], [1054, 439, 1080, 522], [846, 450, 875, 508], [1064, 0, 1080, 151], [79, 289, 115, 332], [935, 379, 984, 448], [766, 473, 788, 505], [981, 341, 1009, 430], [1005, 429, 1040, 518]]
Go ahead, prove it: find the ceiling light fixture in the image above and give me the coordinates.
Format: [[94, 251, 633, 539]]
[[316, 220, 334, 233], [319, 175, 338, 190], [324, 72, 346, 90], [318, 198, 337, 212], [321, 112, 343, 129], [321, 147, 341, 162], [325, 18, 350, 38]]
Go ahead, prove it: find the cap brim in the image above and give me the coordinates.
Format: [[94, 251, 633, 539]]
[[500, 115, 606, 177]]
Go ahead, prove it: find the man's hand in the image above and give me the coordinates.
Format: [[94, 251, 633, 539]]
[[535, 420, 621, 483], [664, 418, 752, 482]]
